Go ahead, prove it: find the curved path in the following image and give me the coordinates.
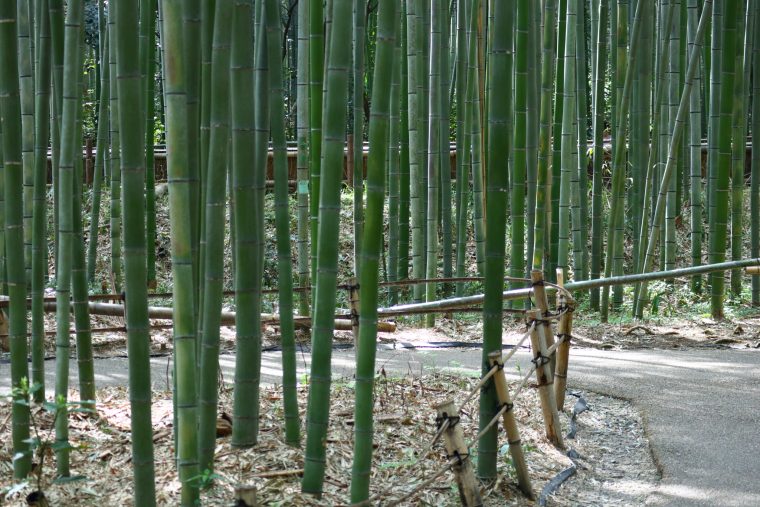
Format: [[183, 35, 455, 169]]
[[3, 346, 759, 506]]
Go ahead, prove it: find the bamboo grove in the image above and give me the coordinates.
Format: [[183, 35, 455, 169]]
[[0, 0, 758, 504]]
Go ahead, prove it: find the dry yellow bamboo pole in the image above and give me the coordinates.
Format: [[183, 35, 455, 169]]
[[530, 269, 556, 373], [487, 351, 533, 499], [554, 269, 573, 411], [527, 309, 564, 448], [433, 400, 483, 506], [746, 266, 760, 275]]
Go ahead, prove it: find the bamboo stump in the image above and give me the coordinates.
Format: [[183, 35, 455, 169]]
[[527, 309, 564, 448], [434, 400, 483, 506], [487, 351, 533, 498], [234, 484, 258, 506]]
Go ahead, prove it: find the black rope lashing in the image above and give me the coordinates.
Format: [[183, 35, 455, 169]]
[[435, 413, 461, 430], [446, 450, 469, 466], [556, 333, 573, 344], [531, 354, 551, 367]]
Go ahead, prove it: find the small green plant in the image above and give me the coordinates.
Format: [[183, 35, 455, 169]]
[[6, 378, 92, 503], [189, 468, 224, 491]]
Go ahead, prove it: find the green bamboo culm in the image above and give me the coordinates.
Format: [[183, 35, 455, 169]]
[[557, 0, 578, 282], [296, 0, 310, 316], [687, 0, 703, 294], [31, 0, 52, 403], [424, 0, 444, 327], [160, 1, 200, 503], [398, 8, 411, 285], [0, 0, 32, 479], [87, 25, 110, 284], [353, 0, 367, 277], [350, 0, 399, 500], [52, 0, 86, 478], [198, 0, 233, 472], [454, 0, 468, 296], [108, 4, 122, 293], [589, 0, 608, 309], [729, 6, 753, 295], [709, 0, 738, 319], [49, 0, 64, 273], [309, 0, 325, 284], [479, 0, 514, 481], [230, 0, 262, 450], [511, 0, 528, 292], [532, 0, 557, 274], [70, 30, 96, 408], [141, 0, 158, 289], [387, 31, 402, 306], [751, 3, 760, 306], [114, 0, 158, 502], [265, 0, 300, 446], [407, 0, 427, 301], [301, 0, 353, 495], [17, 0, 34, 286]]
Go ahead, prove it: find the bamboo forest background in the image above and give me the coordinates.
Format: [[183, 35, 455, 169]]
[[1, 0, 759, 505]]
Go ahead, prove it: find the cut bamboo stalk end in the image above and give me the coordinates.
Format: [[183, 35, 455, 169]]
[[746, 266, 760, 275], [433, 400, 483, 507], [487, 351, 534, 499], [527, 309, 564, 448]]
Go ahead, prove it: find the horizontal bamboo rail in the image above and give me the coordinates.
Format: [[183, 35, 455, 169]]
[[379, 258, 760, 316], [0, 298, 396, 333]]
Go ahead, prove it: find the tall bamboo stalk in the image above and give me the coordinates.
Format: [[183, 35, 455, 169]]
[[31, 0, 52, 403], [309, 0, 324, 283], [108, 5, 122, 293], [424, 0, 444, 327], [350, 2, 399, 499], [17, 0, 34, 286], [353, 0, 367, 277], [230, 0, 261, 449], [302, 0, 353, 494], [687, 0, 703, 293], [399, 8, 411, 284], [197, 0, 233, 472], [511, 0, 528, 290], [557, 0, 577, 282], [709, 0, 738, 318], [296, 0, 311, 316], [115, 0, 158, 501], [466, 0, 485, 277], [141, 0, 158, 289], [387, 33, 402, 305], [87, 27, 109, 284], [479, 0, 513, 481], [730, 4, 753, 295], [0, 0, 31, 479], [752, 2, 760, 306], [265, 0, 300, 446], [160, 1, 200, 503], [589, 0, 608, 309], [454, 0, 468, 296]]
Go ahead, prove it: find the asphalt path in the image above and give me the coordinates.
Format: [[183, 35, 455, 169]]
[[2, 345, 759, 506]]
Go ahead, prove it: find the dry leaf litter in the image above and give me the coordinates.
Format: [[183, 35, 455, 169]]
[[1, 372, 656, 506]]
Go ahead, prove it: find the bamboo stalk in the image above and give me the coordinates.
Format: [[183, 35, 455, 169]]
[[554, 269, 572, 411]]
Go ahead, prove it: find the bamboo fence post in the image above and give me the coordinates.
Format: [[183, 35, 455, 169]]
[[554, 269, 573, 411], [527, 309, 564, 448], [434, 400, 483, 507], [348, 277, 360, 340], [487, 351, 533, 499], [530, 269, 555, 373]]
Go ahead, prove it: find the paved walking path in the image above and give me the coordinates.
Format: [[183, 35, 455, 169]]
[[3, 345, 759, 506]]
